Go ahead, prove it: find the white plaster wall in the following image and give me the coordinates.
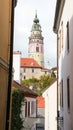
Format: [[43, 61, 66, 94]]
[[13, 53, 21, 83], [42, 81, 57, 130], [57, 0, 73, 130], [21, 97, 37, 130]]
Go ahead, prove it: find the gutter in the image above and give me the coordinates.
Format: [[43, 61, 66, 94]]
[[57, 34, 59, 130], [53, 0, 65, 33]]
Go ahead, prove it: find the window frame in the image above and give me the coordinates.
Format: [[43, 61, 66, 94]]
[[66, 21, 70, 53], [61, 79, 63, 108], [32, 68, 34, 73], [67, 76, 70, 111]]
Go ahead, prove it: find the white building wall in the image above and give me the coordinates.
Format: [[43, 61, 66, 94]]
[[21, 97, 37, 130], [57, 0, 73, 130], [13, 52, 21, 83], [42, 81, 57, 130]]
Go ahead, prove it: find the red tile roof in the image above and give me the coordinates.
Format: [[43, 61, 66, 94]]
[[37, 96, 45, 108], [21, 58, 41, 68], [41, 67, 49, 71]]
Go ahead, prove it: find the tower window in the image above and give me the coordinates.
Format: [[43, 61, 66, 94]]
[[36, 46, 39, 52], [37, 40, 39, 42]]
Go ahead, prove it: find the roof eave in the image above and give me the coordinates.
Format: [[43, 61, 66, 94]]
[[42, 79, 57, 93], [21, 66, 41, 68], [53, 0, 65, 34]]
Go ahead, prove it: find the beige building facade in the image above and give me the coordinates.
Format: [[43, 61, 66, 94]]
[[21, 67, 50, 80]]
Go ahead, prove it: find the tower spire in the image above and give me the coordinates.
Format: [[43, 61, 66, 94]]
[[35, 10, 37, 18], [34, 10, 39, 23]]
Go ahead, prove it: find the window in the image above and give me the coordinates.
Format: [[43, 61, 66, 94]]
[[24, 68, 26, 72], [61, 21, 64, 48], [31, 101, 34, 115], [28, 102, 30, 117], [25, 102, 27, 117], [45, 71, 47, 74], [67, 21, 69, 52], [36, 46, 39, 52], [37, 40, 39, 42], [61, 80, 63, 108], [60, 80, 63, 108], [67, 77, 70, 110], [58, 31, 61, 58], [24, 76, 26, 79], [59, 30, 61, 54], [60, 83, 61, 107], [32, 68, 34, 73]]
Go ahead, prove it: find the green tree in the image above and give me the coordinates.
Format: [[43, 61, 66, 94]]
[[11, 89, 25, 130], [22, 75, 56, 96], [38, 75, 56, 95], [22, 78, 39, 89]]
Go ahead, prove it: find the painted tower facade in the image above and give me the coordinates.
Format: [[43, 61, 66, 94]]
[[28, 13, 44, 67]]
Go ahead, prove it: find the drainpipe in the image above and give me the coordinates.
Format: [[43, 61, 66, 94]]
[[57, 33, 59, 130], [5, 0, 17, 130]]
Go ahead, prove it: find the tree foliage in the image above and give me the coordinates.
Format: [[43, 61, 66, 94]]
[[11, 89, 25, 130], [22, 75, 56, 95]]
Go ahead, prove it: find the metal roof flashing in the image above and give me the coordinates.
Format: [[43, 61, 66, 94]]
[[53, 0, 65, 33]]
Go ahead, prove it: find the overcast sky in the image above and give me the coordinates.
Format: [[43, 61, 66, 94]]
[[13, 0, 57, 68]]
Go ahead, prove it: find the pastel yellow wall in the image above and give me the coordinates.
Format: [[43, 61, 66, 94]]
[[0, 68, 8, 130], [0, 0, 11, 62], [0, 0, 12, 130]]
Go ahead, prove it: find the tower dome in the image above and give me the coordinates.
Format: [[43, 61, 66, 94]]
[[32, 12, 41, 31]]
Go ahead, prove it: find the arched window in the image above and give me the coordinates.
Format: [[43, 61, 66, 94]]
[[36, 46, 39, 52]]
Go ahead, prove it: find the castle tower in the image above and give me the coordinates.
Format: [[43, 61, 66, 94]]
[[28, 12, 44, 67]]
